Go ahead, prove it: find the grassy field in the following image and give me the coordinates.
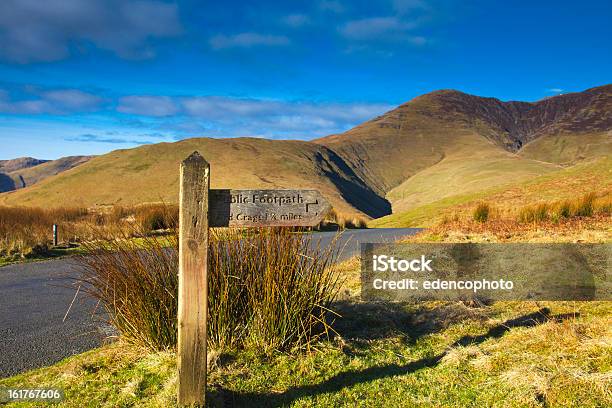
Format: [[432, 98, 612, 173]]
[[2, 217, 610, 407], [2, 301, 610, 407]]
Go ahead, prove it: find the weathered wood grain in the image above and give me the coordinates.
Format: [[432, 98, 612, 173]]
[[208, 189, 331, 227], [177, 152, 209, 406]]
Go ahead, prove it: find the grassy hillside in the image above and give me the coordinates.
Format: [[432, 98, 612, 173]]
[[314, 91, 517, 196], [317, 85, 610, 221], [519, 132, 611, 164], [371, 156, 612, 227], [0, 138, 389, 218], [386, 136, 559, 214]]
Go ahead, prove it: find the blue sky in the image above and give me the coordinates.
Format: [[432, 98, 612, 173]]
[[0, 0, 610, 159]]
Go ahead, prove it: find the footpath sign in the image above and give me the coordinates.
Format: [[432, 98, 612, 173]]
[[208, 189, 330, 227], [177, 152, 330, 405]]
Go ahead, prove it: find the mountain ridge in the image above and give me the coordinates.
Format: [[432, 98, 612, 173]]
[[0, 157, 49, 173], [0, 156, 94, 193], [1, 84, 610, 222], [315, 84, 611, 198]]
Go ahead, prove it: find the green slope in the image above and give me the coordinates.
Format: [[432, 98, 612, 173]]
[[386, 136, 559, 214], [519, 132, 612, 165], [370, 156, 612, 227]]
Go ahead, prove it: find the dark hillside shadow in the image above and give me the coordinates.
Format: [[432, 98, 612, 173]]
[[315, 150, 391, 218], [210, 307, 575, 407], [0, 173, 15, 193]]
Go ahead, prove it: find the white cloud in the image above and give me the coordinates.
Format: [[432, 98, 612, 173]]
[[183, 97, 281, 118], [117, 95, 393, 139], [1, 85, 394, 139], [546, 88, 564, 94], [118, 96, 179, 117], [209, 33, 290, 50], [282, 14, 311, 28], [319, 1, 344, 13], [0, 0, 182, 63], [339, 16, 419, 41], [179, 96, 393, 137], [66, 133, 157, 144], [0, 87, 103, 114], [42, 89, 103, 110]]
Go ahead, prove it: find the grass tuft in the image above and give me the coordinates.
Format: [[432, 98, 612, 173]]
[[135, 204, 178, 232], [573, 192, 595, 217], [319, 208, 368, 230], [472, 203, 490, 223]]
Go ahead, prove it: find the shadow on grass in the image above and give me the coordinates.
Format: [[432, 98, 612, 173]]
[[210, 307, 577, 407], [331, 300, 491, 346]]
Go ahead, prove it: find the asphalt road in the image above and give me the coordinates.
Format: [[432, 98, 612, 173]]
[[0, 228, 420, 377]]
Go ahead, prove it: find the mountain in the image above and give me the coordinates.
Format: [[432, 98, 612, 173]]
[[318, 84, 611, 176], [316, 84, 611, 215], [1, 85, 609, 223], [0, 156, 93, 194], [0, 157, 49, 173]]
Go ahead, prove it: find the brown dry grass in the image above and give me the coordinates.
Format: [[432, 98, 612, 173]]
[[318, 208, 368, 230], [430, 191, 611, 243], [0, 204, 179, 259], [411, 215, 611, 243]]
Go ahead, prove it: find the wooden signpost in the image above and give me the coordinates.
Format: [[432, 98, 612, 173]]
[[177, 151, 330, 406]]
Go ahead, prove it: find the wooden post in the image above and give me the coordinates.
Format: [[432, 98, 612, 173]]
[[53, 224, 58, 246], [177, 152, 209, 406]]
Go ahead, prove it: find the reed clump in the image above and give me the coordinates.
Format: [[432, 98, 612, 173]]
[[518, 203, 550, 223], [472, 203, 490, 223], [75, 227, 342, 353], [134, 204, 178, 232]]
